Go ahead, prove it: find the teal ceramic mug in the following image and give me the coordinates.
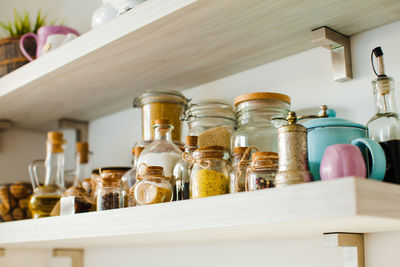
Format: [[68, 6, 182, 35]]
[[302, 111, 386, 181]]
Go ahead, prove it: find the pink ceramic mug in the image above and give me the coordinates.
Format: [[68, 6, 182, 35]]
[[320, 144, 367, 180], [19, 25, 79, 61]]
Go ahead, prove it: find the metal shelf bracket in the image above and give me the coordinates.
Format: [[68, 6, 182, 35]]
[[324, 233, 365, 267], [53, 249, 84, 267], [312, 26, 353, 82]]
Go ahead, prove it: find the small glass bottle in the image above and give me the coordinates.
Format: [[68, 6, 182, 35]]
[[29, 132, 66, 218], [246, 152, 278, 191], [173, 136, 198, 200], [122, 146, 144, 207], [189, 146, 230, 199], [137, 119, 182, 196], [97, 170, 123, 211], [73, 142, 91, 188], [230, 147, 253, 193], [367, 47, 400, 184], [134, 166, 173, 205]]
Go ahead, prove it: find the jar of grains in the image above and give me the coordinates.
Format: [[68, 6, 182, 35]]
[[133, 90, 189, 144], [232, 92, 291, 153], [134, 165, 173, 205], [96, 167, 130, 211], [188, 146, 230, 199], [184, 100, 236, 153], [246, 152, 278, 191]]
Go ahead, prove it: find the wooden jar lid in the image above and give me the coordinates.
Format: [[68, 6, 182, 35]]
[[194, 146, 225, 159], [252, 152, 278, 168], [234, 92, 291, 106], [47, 131, 64, 142], [154, 119, 171, 125]]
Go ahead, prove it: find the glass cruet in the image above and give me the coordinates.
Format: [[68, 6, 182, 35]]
[[73, 142, 91, 188], [137, 119, 182, 198], [28, 132, 66, 218], [173, 136, 198, 200], [367, 47, 400, 183]]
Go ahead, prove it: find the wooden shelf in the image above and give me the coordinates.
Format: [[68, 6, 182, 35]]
[[0, 0, 400, 130], [1, 177, 400, 249]]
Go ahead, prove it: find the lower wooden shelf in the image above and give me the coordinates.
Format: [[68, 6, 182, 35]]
[[1, 177, 400, 249]]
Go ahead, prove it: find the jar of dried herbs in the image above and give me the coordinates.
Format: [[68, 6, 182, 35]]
[[246, 152, 278, 191], [133, 165, 173, 205], [188, 146, 230, 199]]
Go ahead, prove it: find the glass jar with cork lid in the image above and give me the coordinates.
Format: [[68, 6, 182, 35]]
[[184, 100, 236, 153], [232, 92, 291, 153], [133, 90, 189, 144], [246, 152, 278, 191], [188, 146, 230, 199], [134, 165, 173, 205]]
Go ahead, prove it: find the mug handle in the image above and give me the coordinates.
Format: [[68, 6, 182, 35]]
[[351, 138, 386, 180], [19, 33, 38, 61]]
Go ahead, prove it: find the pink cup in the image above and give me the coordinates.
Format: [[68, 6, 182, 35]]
[[19, 25, 79, 61], [320, 144, 367, 180]]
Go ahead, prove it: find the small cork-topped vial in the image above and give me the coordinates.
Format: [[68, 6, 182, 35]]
[[246, 152, 278, 191], [230, 147, 252, 193]]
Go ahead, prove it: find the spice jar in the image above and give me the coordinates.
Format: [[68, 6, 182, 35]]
[[184, 100, 236, 152], [230, 147, 257, 193], [232, 92, 290, 152], [246, 152, 278, 191], [188, 146, 230, 199], [134, 165, 173, 205], [133, 90, 189, 143], [96, 167, 130, 211], [173, 136, 198, 200]]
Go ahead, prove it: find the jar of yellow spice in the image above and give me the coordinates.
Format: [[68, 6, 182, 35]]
[[133, 165, 173, 206], [187, 146, 230, 199]]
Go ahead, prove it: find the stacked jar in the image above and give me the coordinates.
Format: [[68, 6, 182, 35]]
[[184, 100, 236, 153], [232, 93, 291, 153]]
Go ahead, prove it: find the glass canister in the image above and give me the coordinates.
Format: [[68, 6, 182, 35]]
[[232, 92, 291, 152], [184, 100, 236, 152], [189, 146, 230, 199], [134, 165, 173, 205], [96, 167, 130, 211], [246, 152, 278, 191], [133, 89, 189, 143]]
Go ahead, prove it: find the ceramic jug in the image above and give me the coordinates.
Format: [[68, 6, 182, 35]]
[[302, 107, 386, 181]]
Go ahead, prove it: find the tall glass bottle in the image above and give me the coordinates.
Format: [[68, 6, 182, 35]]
[[173, 136, 198, 200], [73, 142, 91, 188], [367, 47, 400, 184], [29, 132, 66, 218], [123, 146, 144, 207], [137, 119, 182, 200]]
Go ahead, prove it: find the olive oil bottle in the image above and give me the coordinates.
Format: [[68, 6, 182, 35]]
[[29, 132, 66, 218]]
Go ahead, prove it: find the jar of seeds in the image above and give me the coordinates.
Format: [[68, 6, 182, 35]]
[[96, 168, 128, 211], [133, 165, 173, 206], [246, 152, 278, 191]]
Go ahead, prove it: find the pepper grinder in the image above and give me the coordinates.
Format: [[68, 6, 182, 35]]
[[275, 112, 313, 187]]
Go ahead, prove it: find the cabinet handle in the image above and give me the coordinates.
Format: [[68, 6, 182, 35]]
[[53, 249, 84, 267], [324, 233, 365, 267]]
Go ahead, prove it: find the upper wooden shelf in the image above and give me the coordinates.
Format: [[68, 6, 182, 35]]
[[0, 0, 399, 130], [1, 177, 400, 249]]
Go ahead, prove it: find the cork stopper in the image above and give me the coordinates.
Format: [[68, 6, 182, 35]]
[[252, 152, 278, 168], [154, 119, 170, 125], [135, 146, 145, 158], [185, 136, 198, 147], [76, 142, 89, 164], [142, 166, 164, 177], [47, 131, 65, 153], [194, 146, 225, 159], [234, 92, 291, 106], [233, 147, 250, 161]]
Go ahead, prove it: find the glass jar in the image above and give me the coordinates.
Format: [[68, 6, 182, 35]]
[[134, 166, 173, 205], [133, 89, 189, 144], [184, 100, 236, 152], [232, 92, 290, 153], [246, 152, 278, 191], [230, 147, 254, 193], [137, 119, 182, 199], [189, 146, 230, 199], [122, 146, 144, 207], [173, 136, 198, 200], [96, 167, 129, 211]]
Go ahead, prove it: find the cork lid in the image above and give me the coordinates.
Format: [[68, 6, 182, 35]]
[[233, 147, 249, 155], [234, 92, 291, 106], [76, 142, 89, 152], [100, 167, 131, 180], [142, 166, 164, 177], [185, 136, 198, 146], [48, 131, 64, 142], [252, 152, 279, 168], [135, 146, 145, 158], [47, 131, 65, 153], [194, 146, 225, 159], [154, 119, 170, 125]]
